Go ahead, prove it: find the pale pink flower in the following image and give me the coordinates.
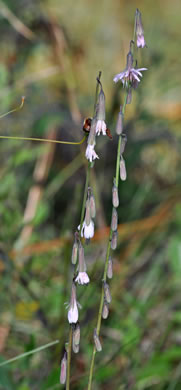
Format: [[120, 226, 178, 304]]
[[85, 143, 99, 163], [96, 119, 107, 136], [113, 50, 147, 87], [113, 66, 147, 86], [75, 272, 90, 285], [137, 34, 146, 48]]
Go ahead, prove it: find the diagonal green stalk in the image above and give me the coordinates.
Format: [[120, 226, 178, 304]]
[[0, 340, 59, 367], [87, 89, 129, 390], [65, 73, 101, 390]]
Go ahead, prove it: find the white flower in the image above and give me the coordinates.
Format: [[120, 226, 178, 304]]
[[79, 220, 94, 239], [75, 272, 90, 285], [68, 302, 78, 324], [67, 283, 79, 324], [96, 119, 107, 136], [113, 67, 147, 86], [85, 144, 99, 163]]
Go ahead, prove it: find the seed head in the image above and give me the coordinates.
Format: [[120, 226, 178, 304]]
[[112, 183, 119, 208], [104, 282, 112, 303], [116, 106, 124, 135], [107, 257, 113, 279], [111, 207, 118, 232], [93, 329, 102, 352], [111, 230, 118, 250], [102, 301, 109, 319], [120, 156, 127, 181], [60, 351, 67, 384]]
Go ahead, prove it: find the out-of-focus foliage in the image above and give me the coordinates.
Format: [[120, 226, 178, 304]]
[[0, 0, 181, 389]]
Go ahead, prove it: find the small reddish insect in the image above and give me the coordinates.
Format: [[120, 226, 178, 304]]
[[83, 118, 113, 140]]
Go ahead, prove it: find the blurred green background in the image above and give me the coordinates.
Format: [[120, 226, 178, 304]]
[[0, 0, 181, 389]]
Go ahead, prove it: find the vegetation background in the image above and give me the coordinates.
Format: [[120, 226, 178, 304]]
[[0, 0, 181, 389]]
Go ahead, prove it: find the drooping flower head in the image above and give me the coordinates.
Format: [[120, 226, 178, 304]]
[[113, 48, 147, 87], [135, 9, 147, 48]]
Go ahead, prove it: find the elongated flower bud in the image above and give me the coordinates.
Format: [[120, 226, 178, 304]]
[[73, 322, 80, 346], [120, 156, 127, 181], [97, 87, 105, 121], [111, 230, 118, 250], [85, 199, 91, 226], [60, 351, 67, 384], [116, 106, 123, 135], [93, 329, 102, 352], [104, 282, 112, 303], [135, 9, 146, 48], [102, 301, 109, 319], [111, 207, 118, 232], [78, 243, 85, 272], [90, 192, 96, 219], [71, 233, 79, 265], [120, 134, 127, 155], [72, 323, 80, 353], [126, 87, 132, 104], [112, 184, 119, 208], [107, 257, 113, 279], [126, 50, 133, 69]]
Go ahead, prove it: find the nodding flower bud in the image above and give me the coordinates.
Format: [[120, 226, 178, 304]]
[[107, 257, 113, 279], [73, 322, 80, 346], [97, 87, 106, 121], [71, 233, 79, 265], [75, 242, 90, 285], [72, 340, 79, 353], [68, 282, 79, 324], [89, 188, 96, 219], [111, 207, 118, 232], [93, 329, 102, 352], [120, 134, 127, 155], [111, 230, 118, 250], [120, 156, 127, 181], [72, 323, 80, 353], [78, 242, 85, 269], [135, 9, 146, 48], [85, 199, 91, 226], [103, 282, 112, 304], [126, 87, 132, 104], [112, 182, 119, 208], [60, 351, 67, 384], [102, 300, 109, 319], [126, 50, 133, 70], [116, 106, 124, 135]]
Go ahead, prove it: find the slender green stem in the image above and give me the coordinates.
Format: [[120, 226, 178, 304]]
[[0, 96, 25, 119], [0, 340, 59, 367], [66, 73, 101, 389], [80, 163, 91, 231], [0, 135, 86, 146], [66, 326, 73, 390], [87, 89, 129, 390]]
